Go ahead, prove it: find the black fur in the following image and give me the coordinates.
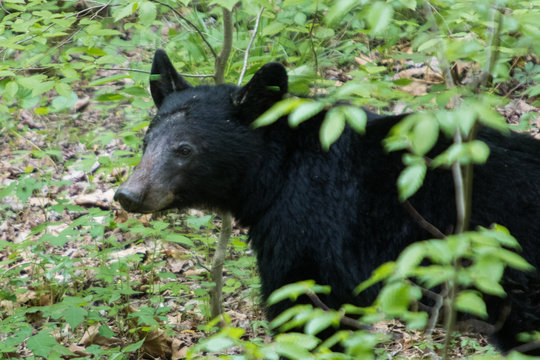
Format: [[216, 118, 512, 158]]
[[115, 50, 540, 353]]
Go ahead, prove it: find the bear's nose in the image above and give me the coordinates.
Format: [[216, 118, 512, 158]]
[[114, 188, 144, 212]]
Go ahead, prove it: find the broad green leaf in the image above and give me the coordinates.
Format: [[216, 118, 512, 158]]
[[397, 0, 417, 10], [468, 140, 490, 164], [368, 2, 393, 35], [325, 0, 357, 26], [276, 333, 320, 350], [403, 311, 428, 329], [262, 21, 286, 37], [397, 162, 426, 201], [65, 306, 87, 329], [411, 116, 439, 155], [289, 101, 324, 128], [456, 290, 487, 318], [253, 98, 305, 128], [480, 225, 521, 250], [165, 233, 194, 247], [204, 336, 234, 352], [320, 107, 346, 151], [305, 312, 340, 335], [122, 339, 145, 353], [418, 37, 440, 53], [99, 325, 116, 338], [493, 248, 534, 272], [396, 242, 426, 276], [31, 80, 55, 97], [51, 92, 78, 112], [378, 282, 418, 316], [267, 280, 330, 306], [4, 81, 18, 101], [55, 82, 72, 97], [138, 1, 156, 26], [113, 3, 137, 22], [26, 331, 72, 357], [343, 106, 367, 135]]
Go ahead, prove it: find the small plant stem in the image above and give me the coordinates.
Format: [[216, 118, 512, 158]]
[[209, 7, 234, 320], [442, 267, 459, 360], [238, 7, 265, 85], [209, 211, 232, 319], [214, 8, 233, 85]]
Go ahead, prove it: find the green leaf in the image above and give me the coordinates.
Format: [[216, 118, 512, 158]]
[[396, 242, 426, 276], [99, 325, 116, 338], [411, 116, 439, 156], [320, 106, 346, 151], [367, 2, 393, 35], [204, 336, 234, 352], [55, 82, 72, 97], [50, 92, 78, 112], [325, 0, 357, 26], [138, 1, 156, 26], [267, 280, 330, 306], [253, 98, 305, 128], [289, 101, 324, 128], [397, 161, 426, 201], [355, 262, 395, 295], [277, 333, 320, 350], [305, 312, 340, 335], [165, 233, 194, 247], [113, 3, 136, 22], [122, 339, 145, 353], [65, 306, 87, 329], [32, 80, 55, 97], [378, 282, 419, 316], [26, 331, 72, 358], [456, 290, 487, 318], [492, 248, 534, 272], [343, 106, 367, 135], [4, 81, 18, 102], [397, 0, 417, 10], [467, 140, 490, 164], [418, 37, 440, 53]]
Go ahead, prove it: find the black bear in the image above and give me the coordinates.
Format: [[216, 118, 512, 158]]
[[115, 50, 540, 353]]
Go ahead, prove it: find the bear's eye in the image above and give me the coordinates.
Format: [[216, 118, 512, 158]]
[[175, 144, 193, 157]]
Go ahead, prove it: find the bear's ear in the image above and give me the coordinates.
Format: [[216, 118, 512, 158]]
[[233, 62, 288, 117], [150, 49, 191, 108]]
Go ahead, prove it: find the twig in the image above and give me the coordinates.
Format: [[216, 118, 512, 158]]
[[151, 0, 217, 59], [238, 7, 265, 85], [421, 287, 447, 336], [403, 201, 446, 239]]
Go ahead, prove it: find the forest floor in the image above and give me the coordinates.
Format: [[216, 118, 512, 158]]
[[0, 57, 538, 359]]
